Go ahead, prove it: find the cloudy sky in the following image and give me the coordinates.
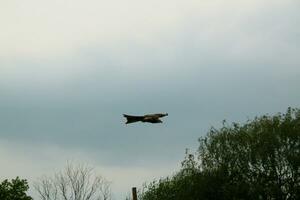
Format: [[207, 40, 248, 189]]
[[1, 0, 300, 199]]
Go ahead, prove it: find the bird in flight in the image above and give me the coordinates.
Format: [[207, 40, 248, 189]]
[[123, 113, 168, 124]]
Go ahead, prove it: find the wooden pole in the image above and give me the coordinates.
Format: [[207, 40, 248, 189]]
[[132, 187, 137, 200]]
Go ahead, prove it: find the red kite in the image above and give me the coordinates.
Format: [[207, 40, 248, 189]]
[[123, 113, 168, 124]]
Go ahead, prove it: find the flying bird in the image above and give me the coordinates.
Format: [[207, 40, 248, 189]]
[[123, 113, 168, 124]]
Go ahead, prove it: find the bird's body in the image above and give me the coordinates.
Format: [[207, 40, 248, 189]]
[[123, 113, 168, 124]]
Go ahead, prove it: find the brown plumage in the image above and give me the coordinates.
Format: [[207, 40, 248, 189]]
[[123, 113, 168, 124]]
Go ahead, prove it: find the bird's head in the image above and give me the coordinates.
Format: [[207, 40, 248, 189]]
[[158, 113, 168, 117]]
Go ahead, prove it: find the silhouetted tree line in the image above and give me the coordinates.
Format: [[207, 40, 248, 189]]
[[139, 108, 300, 200], [2, 108, 299, 200]]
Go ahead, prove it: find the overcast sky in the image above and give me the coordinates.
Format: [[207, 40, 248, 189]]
[[1, 0, 300, 199]]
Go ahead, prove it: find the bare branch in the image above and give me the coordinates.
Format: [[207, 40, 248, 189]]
[[34, 162, 111, 200]]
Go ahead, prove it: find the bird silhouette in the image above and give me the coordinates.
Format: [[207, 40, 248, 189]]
[[123, 113, 168, 124]]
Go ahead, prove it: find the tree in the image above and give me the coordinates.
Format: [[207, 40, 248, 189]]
[[34, 162, 111, 200], [0, 177, 33, 200], [140, 108, 300, 200], [199, 107, 300, 199]]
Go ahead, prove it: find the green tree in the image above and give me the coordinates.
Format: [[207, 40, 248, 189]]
[[140, 108, 300, 200], [0, 177, 33, 200], [199, 107, 300, 199]]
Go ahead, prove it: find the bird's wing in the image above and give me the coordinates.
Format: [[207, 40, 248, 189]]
[[144, 114, 158, 118]]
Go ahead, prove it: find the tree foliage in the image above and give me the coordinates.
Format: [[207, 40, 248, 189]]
[[140, 108, 300, 200], [0, 177, 33, 200]]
